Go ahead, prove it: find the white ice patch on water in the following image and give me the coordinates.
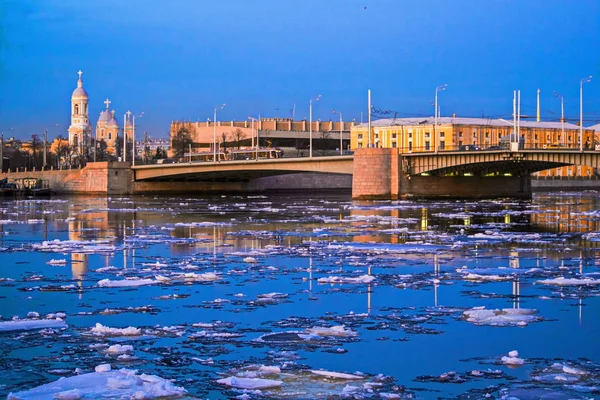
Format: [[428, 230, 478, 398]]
[[0, 318, 67, 332], [217, 376, 283, 389], [7, 368, 186, 399], [90, 323, 141, 337], [463, 307, 540, 327], [537, 277, 600, 286], [306, 325, 357, 337], [317, 274, 375, 284], [47, 259, 67, 265], [501, 350, 524, 366], [310, 370, 364, 380], [106, 344, 134, 355], [98, 278, 157, 288]]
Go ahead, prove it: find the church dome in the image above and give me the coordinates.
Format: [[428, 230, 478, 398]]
[[98, 109, 112, 123], [72, 86, 88, 98], [72, 71, 88, 98], [108, 115, 119, 126]]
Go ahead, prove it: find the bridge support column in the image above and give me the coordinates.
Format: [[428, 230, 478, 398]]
[[399, 174, 532, 199], [352, 148, 398, 199]]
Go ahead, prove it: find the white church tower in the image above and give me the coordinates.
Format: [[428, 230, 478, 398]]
[[68, 70, 92, 155]]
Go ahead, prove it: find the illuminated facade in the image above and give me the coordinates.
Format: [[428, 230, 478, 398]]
[[351, 117, 598, 177]]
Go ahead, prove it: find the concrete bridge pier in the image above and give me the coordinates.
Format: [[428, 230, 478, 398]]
[[352, 148, 532, 200]]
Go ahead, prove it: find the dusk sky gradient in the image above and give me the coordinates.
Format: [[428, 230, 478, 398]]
[[1, 0, 599, 139]]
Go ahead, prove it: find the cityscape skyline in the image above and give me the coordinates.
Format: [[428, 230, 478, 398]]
[[1, 0, 599, 140]]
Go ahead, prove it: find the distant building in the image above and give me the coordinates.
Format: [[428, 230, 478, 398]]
[[169, 118, 354, 157], [67, 70, 92, 154], [95, 99, 132, 156], [136, 137, 170, 158], [351, 116, 598, 177]]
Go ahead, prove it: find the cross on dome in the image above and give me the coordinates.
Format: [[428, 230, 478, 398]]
[[104, 99, 111, 109], [77, 70, 83, 79]]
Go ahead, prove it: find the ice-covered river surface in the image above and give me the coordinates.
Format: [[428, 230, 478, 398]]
[[1, 192, 600, 399]]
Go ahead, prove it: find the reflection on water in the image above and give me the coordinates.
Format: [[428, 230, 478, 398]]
[[0, 192, 599, 399]]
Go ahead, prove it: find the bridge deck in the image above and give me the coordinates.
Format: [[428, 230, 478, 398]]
[[132, 155, 354, 181]]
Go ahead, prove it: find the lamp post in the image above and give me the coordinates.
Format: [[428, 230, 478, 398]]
[[132, 112, 144, 166], [124, 111, 131, 162], [331, 109, 343, 155], [553, 91, 565, 147], [309, 94, 322, 158], [580, 76, 592, 151], [248, 116, 258, 160], [213, 104, 226, 162], [434, 84, 447, 153]]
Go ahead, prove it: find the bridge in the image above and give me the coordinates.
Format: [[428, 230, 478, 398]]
[[130, 148, 600, 199], [132, 155, 354, 181], [402, 149, 600, 176]]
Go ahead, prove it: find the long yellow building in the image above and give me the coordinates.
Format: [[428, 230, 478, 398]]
[[351, 117, 599, 177]]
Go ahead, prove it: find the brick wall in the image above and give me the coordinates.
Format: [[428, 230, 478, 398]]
[[352, 148, 394, 199]]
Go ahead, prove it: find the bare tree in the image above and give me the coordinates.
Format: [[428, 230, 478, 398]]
[[231, 128, 246, 150], [220, 132, 230, 153]]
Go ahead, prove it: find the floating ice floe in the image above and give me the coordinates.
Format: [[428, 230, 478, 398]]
[[98, 278, 157, 287], [7, 366, 187, 399], [47, 259, 67, 265], [243, 257, 258, 263], [310, 370, 364, 380], [0, 318, 67, 332], [142, 261, 168, 268], [217, 376, 283, 389], [306, 325, 357, 337], [501, 350, 524, 366], [317, 274, 375, 284], [106, 344, 134, 355], [463, 307, 541, 327], [537, 277, 600, 286], [89, 323, 141, 337]]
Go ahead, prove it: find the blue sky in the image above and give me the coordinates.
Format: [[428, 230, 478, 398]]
[[1, 0, 599, 139]]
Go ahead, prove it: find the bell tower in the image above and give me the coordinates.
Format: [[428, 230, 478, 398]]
[[68, 70, 92, 153]]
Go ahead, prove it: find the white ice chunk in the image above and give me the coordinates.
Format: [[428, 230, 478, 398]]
[[501, 350, 524, 366], [463, 307, 540, 327], [243, 257, 257, 263], [95, 364, 111, 373], [537, 277, 600, 286], [306, 325, 357, 337], [7, 369, 186, 399], [310, 370, 364, 380], [0, 318, 67, 332], [47, 259, 68, 265], [317, 274, 375, 284], [53, 389, 81, 400], [217, 376, 282, 389], [98, 278, 157, 287], [90, 323, 141, 337], [106, 344, 134, 355]]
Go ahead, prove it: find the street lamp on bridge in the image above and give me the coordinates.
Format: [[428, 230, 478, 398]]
[[309, 94, 322, 158], [580, 76, 592, 152], [434, 84, 447, 154], [331, 109, 343, 155], [248, 116, 259, 160], [553, 91, 565, 147], [132, 112, 144, 166], [213, 104, 226, 162]]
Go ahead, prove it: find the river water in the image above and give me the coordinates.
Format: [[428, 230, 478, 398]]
[[0, 192, 599, 399]]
